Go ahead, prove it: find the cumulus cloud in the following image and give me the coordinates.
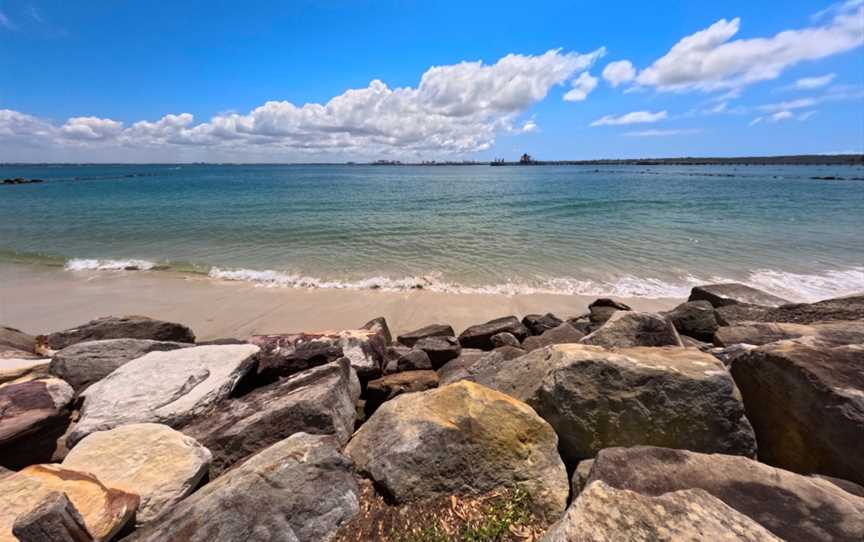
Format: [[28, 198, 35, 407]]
[[590, 110, 668, 126], [629, 1, 863, 92], [602, 60, 636, 87], [61, 117, 124, 140], [563, 72, 598, 102]]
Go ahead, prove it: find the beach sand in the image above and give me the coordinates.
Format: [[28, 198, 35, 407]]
[[0, 263, 683, 340]]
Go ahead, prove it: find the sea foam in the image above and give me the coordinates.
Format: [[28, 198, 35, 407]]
[[65, 258, 157, 271]]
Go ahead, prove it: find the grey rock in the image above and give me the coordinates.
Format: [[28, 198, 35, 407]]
[[0, 378, 74, 469], [413, 336, 461, 368], [570, 459, 594, 497], [437, 347, 523, 385], [709, 343, 757, 366], [362, 316, 392, 346], [36, 316, 195, 352], [12, 491, 94, 542], [580, 311, 683, 348], [689, 283, 790, 308], [666, 300, 719, 342], [396, 324, 454, 347], [522, 323, 584, 352], [490, 332, 520, 348], [716, 320, 864, 347], [458, 316, 528, 350], [0, 325, 36, 353], [521, 313, 563, 336]]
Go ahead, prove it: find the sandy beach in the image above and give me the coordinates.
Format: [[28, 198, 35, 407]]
[[0, 263, 682, 339]]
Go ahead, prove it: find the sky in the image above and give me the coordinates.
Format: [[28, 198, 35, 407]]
[[1, 0, 863, 162]]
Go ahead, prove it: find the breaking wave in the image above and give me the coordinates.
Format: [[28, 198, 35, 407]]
[[65, 258, 158, 271]]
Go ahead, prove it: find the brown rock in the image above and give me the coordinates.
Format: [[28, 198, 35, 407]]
[[689, 283, 790, 308], [580, 311, 683, 348], [0, 326, 36, 353], [36, 316, 195, 352], [364, 370, 439, 415], [12, 491, 93, 542], [458, 316, 528, 350], [413, 336, 461, 368], [522, 313, 563, 336], [716, 320, 864, 347], [396, 324, 454, 347], [0, 378, 74, 469], [522, 323, 584, 352]]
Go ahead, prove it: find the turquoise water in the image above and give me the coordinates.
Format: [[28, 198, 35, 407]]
[[1, 163, 862, 300]]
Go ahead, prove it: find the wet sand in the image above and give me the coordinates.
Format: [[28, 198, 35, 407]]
[[0, 263, 683, 340]]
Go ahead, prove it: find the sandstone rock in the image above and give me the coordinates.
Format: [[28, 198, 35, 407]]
[[179, 359, 357, 475], [11, 491, 93, 542], [490, 331, 520, 348], [522, 323, 584, 352], [471, 344, 756, 464], [0, 355, 50, 385], [128, 433, 359, 542], [716, 320, 864, 347], [251, 329, 383, 381], [0, 378, 74, 469], [458, 316, 528, 350], [689, 283, 790, 308], [396, 324, 454, 347], [62, 423, 211, 524], [543, 480, 781, 542], [345, 381, 568, 519], [49, 339, 190, 393], [731, 340, 864, 485], [36, 316, 195, 352], [364, 370, 438, 415], [413, 336, 461, 368], [0, 325, 36, 353], [522, 313, 563, 336], [437, 346, 524, 385], [362, 316, 392, 346], [580, 311, 683, 348], [0, 465, 138, 542], [666, 300, 719, 342], [586, 446, 864, 542], [69, 344, 259, 447]]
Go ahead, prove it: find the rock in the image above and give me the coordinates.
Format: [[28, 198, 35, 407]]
[[395, 348, 433, 372], [580, 311, 683, 348], [194, 338, 247, 345], [543, 480, 781, 542], [716, 320, 864, 347], [69, 344, 259, 447], [758, 294, 864, 324], [345, 381, 568, 519], [566, 315, 594, 335], [251, 330, 384, 382], [0, 355, 50, 385], [587, 298, 632, 325], [814, 475, 864, 498], [11, 491, 93, 542], [62, 423, 211, 524], [709, 343, 757, 366], [731, 340, 864, 485], [588, 298, 631, 311], [570, 459, 594, 496], [458, 316, 528, 350], [0, 464, 138, 542], [666, 300, 718, 342], [0, 325, 36, 353], [586, 446, 864, 542], [437, 346, 524, 385], [0, 378, 74, 469], [522, 313, 563, 336], [364, 370, 438, 415], [49, 339, 190, 393], [413, 336, 461, 368], [179, 359, 357, 476], [127, 433, 359, 542], [362, 317, 392, 346], [680, 336, 712, 349], [522, 323, 584, 352], [396, 323, 455, 347], [36, 316, 195, 352], [470, 344, 756, 464], [489, 332, 520, 348], [689, 283, 790, 308]]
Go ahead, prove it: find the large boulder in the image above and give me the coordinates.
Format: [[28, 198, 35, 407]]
[[62, 423, 211, 524], [69, 344, 259, 447], [458, 316, 528, 350], [364, 370, 438, 415], [179, 358, 358, 475], [716, 320, 864, 347], [49, 338, 191, 393], [0, 325, 36, 353], [36, 316, 195, 352], [522, 313, 563, 336], [413, 336, 461, 368], [580, 311, 683, 348], [344, 381, 568, 519], [689, 283, 790, 308], [585, 446, 864, 542], [0, 464, 138, 542], [731, 339, 864, 485], [470, 344, 756, 464], [0, 378, 74, 469], [396, 324, 454, 347], [665, 300, 719, 342], [251, 330, 384, 381], [522, 323, 584, 352], [543, 480, 780, 542], [128, 433, 359, 542]]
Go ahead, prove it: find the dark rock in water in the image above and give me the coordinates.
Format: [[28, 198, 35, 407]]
[[413, 336, 461, 368], [689, 283, 790, 308], [0, 378, 74, 469], [49, 338, 190, 393], [585, 446, 864, 542], [490, 331, 520, 348], [1, 325, 36, 353], [458, 316, 528, 350], [715, 320, 864, 347], [666, 300, 718, 342], [127, 433, 360, 542], [37, 316, 195, 351], [2, 178, 44, 185], [396, 323, 455, 347], [731, 339, 864, 486], [362, 316, 392, 346], [522, 323, 584, 352], [12, 491, 93, 542], [581, 311, 683, 348], [522, 313, 563, 336], [179, 358, 358, 476], [364, 370, 439, 415]]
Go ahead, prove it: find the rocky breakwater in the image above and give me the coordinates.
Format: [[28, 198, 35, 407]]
[[0, 286, 861, 541]]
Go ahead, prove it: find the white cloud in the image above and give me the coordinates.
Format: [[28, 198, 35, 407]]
[[61, 117, 125, 140], [751, 108, 818, 125], [758, 98, 819, 112], [519, 120, 538, 133], [623, 128, 702, 137], [770, 111, 794, 122], [798, 110, 818, 121], [749, 117, 763, 126], [633, 1, 864, 92], [590, 110, 668, 126], [0, 110, 54, 138], [563, 72, 598, 102], [792, 73, 837, 89], [602, 60, 636, 87]]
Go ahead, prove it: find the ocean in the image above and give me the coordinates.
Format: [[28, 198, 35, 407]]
[[1, 163, 862, 301]]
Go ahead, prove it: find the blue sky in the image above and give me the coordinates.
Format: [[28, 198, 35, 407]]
[[1, 0, 862, 162]]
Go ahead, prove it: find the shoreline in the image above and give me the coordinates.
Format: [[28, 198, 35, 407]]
[[0, 262, 682, 340]]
